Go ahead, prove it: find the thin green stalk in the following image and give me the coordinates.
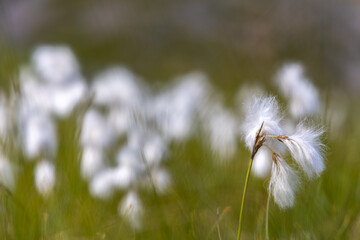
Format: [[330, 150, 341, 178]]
[[237, 157, 254, 240], [265, 189, 271, 240]]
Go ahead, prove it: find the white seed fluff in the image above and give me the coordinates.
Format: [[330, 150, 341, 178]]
[[242, 96, 283, 151], [276, 63, 320, 119], [81, 146, 104, 180], [35, 160, 55, 197], [269, 157, 300, 209], [281, 123, 325, 179], [119, 191, 143, 230]]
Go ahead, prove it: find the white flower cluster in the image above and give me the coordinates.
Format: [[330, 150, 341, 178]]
[[242, 96, 326, 209], [7, 44, 243, 229], [3, 44, 330, 228], [238, 63, 325, 179], [17, 45, 88, 196]]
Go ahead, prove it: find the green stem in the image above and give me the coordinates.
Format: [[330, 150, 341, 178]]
[[237, 157, 254, 240], [265, 188, 271, 240]]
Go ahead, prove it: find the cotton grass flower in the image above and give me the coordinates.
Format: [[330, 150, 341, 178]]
[[237, 95, 326, 240], [91, 67, 143, 108], [32, 45, 80, 84], [143, 134, 167, 166], [242, 96, 283, 151], [81, 109, 113, 149], [0, 154, 15, 191], [118, 190, 143, 230], [275, 63, 320, 119], [21, 112, 57, 160], [89, 168, 117, 199], [34, 160, 55, 197], [150, 168, 171, 195], [202, 103, 238, 160], [269, 152, 300, 209], [81, 146, 104, 180], [278, 123, 325, 179]]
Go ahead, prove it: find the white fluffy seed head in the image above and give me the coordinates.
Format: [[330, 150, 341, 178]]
[[203, 103, 238, 160], [150, 168, 172, 195], [276, 63, 320, 119], [22, 112, 57, 160], [89, 168, 116, 200], [118, 191, 143, 230], [81, 109, 113, 148], [281, 122, 325, 179], [32, 45, 80, 84], [143, 134, 167, 166], [50, 79, 87, 118], [269, 157, 300, 209], [81, 146, 104, 180], [112, 165, 137, 190], [116, 145, 145, 173], [35, 160, 55, 197], [0, 154, 15, 191], [91, 67, 143, 108], [107, 107, 133, 138], [242, 96, 283, 151]]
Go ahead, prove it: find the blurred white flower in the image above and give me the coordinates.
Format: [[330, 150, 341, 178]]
[[242, 96, 283, 151], [51, 78, 87, 117], [127, 128, 145, 150], [152, 71, 209, 141], [19, 67, 53, 113], [32, 45, 80, 84], [269, 153, 300, 209], [152, 91, 193, 141], [143, 134, 167, 166], [203, 103, 238, 160], [112, 165, 137, 190], [81, 146, 104, 180], [35, 160, 55, 196], [92, 67, 143, 108], [21, 112, 57, 159], [150, 168, 171, 195], [107, 107, 133, 137], [81, 109, 113, 148], [0, 154, 15, 191], [275, 63, 320, 119], [172, 71, 210, 108], [89, 168, 116, 199], [279, 123, 325, 179], [252, 147, 272, 178], [116, 145, 145, 173], [118, 191, 143, 230]]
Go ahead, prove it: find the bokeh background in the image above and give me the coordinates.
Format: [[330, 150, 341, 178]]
[[0, 0, 359, 239]]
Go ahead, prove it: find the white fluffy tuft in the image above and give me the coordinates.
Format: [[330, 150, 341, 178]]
[[118, 191, 143, 230], [242, 96, 283, 151], [281, 122, 325, 179], [276, 63, 320, 119], [269, 157, 300, 209]]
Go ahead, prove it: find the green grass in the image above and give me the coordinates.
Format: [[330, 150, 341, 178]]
[[1, 102, 359, 240], [1, 42, 360, 239]]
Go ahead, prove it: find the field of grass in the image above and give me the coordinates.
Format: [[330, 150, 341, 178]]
[[0, 70, 359, 240], [1, 1, 360, 236]]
